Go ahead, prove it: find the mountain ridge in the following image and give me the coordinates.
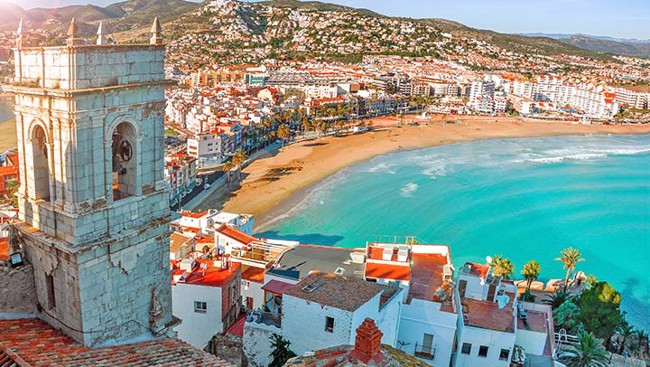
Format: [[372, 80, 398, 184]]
[[0, 0, 644, 60]]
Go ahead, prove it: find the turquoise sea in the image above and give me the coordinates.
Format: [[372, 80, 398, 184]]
[[259, 134, 650, 331]]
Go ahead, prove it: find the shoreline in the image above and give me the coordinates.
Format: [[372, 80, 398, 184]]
[[205, 117, 650, 231]]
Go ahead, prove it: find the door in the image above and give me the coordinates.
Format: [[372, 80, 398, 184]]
[[459, 280, 467, 298], [246, 296, 254, 310], [422, 333, 434, 354], [487, 284, 497, 302]]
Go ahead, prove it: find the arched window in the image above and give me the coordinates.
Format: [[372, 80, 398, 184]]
[[31, 125, 51, 201], [111, 122, 137, 201]]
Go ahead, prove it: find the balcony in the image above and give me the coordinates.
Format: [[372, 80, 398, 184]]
[[246, 309, 282, 329], [414, 343, 436, 360]]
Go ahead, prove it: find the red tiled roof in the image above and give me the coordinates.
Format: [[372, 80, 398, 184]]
[[225, 315, 246, 337], [0, 237, 9, 262], [216, 224, 257, 245], [464, 262, 490, 278], [462, 295, 515, 333], [0, 318, 234, 366], [261, 279, 294, 295], [185, 260, 241, 287], [364, 262, 410, 281], [241, 266, 266, 283], [183, 211, 208, 219]]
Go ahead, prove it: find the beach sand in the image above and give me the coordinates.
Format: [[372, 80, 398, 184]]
[[198, 116, 650, 228], [0, 119, 17, 152]]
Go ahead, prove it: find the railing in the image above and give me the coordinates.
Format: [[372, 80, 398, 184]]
[[414, 343, 436, 360], [246, 309, 282, 329]]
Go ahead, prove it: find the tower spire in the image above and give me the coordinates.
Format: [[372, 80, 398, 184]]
[[16, 18, 23, 49], [96, 21, 105, 45], [150, 17, 163, 45], [66, 17, 83, 46]]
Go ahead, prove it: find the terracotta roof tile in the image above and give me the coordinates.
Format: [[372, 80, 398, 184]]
[[0, 318, 234, 366], [215, 224, 257, 245], [283, 272, 399, 312]]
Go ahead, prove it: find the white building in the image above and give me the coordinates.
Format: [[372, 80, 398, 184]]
[[187, 129, 231, 167], [363, 242, 458, 366], [170, 209, 254, 236], [453, 261, 556, 367], [171, 258, 242, 349], [244, 271, 402, 367]]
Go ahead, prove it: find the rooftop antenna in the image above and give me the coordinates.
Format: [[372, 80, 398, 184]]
[[96, 21, 105, 45], [150, 17, 163, 45]]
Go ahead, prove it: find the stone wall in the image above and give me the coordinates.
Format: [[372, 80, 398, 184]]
[[14, 45, 165, 90], [243, 322, 281, 367], [0, 264, 37, 315], [205, 334, 247, 367]]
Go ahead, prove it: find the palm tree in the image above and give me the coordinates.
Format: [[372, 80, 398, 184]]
[[521, 260, 541, 292], [617, 321, 638, 354], [489, 255, 515, 279], [222, 161, 234, 186], [543, 290, 571, 310], [556, 247, 585, 292], [558, 331, 609, 367], [232, 149, 247, 181], [277, 125, 291, 147]]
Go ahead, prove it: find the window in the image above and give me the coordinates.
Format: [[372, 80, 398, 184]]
[[478, 345, 489, 357], [499, 349, 510, 361], [194, 301, 207, 313], [461, 343, 471, 355], [45, 273, 56, 309], [325, 317, 334, 333]]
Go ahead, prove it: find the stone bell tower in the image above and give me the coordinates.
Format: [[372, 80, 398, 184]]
[[7, 19, 174, 346]]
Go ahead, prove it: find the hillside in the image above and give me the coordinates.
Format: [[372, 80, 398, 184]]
[[561, 36, 650, 58], [0, 0, 638, 63], [0, 0, 201, 35]]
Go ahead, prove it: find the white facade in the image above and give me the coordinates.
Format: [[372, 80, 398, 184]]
[[453, 324, 516, 367], [281, 290, 401, 356], [187, 131, 230, 167], [398, 299, 457, 367], [172, 283, 225, 348]]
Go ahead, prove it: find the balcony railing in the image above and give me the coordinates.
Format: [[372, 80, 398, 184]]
[[246, 309, 281, 329], [414, 343, 436, 360]]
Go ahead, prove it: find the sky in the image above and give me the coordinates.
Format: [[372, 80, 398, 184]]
[[3, 0, 649, 39]]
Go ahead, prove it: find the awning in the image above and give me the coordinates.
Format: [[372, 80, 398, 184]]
[[262, 279, 294, 295]]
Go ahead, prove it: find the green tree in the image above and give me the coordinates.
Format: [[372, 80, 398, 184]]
[[521, 260, 541, 292], [269, 334, 296, 367], [553, 300, 582, 333], [489, 255, 515, 279], [558, 331, 609, 367], [543, 290, 571, 310], [576, 281, 623, 342], [6, 179, 19, 208], [222, 161, 234, 186], [277, 125, 291, 147], [616, 321, 638, 354], [556, 247, 585, 292], [232, 149, 248, 181]]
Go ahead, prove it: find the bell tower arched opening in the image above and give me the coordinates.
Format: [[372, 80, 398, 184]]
[[31, 124, 51, 201], [111, 121, 137, 201]]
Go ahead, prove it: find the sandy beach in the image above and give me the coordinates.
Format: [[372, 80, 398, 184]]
[[197, 116, 650, 228], [0, 119, 17, 152]]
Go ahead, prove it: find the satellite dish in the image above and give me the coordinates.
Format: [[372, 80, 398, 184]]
[[486, 256, 493, 264]]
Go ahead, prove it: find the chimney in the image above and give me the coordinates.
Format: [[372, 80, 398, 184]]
[[350, 318, 384, 364]]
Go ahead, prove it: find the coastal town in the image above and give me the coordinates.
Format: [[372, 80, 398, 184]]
[[0, 1, 649, 367]]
